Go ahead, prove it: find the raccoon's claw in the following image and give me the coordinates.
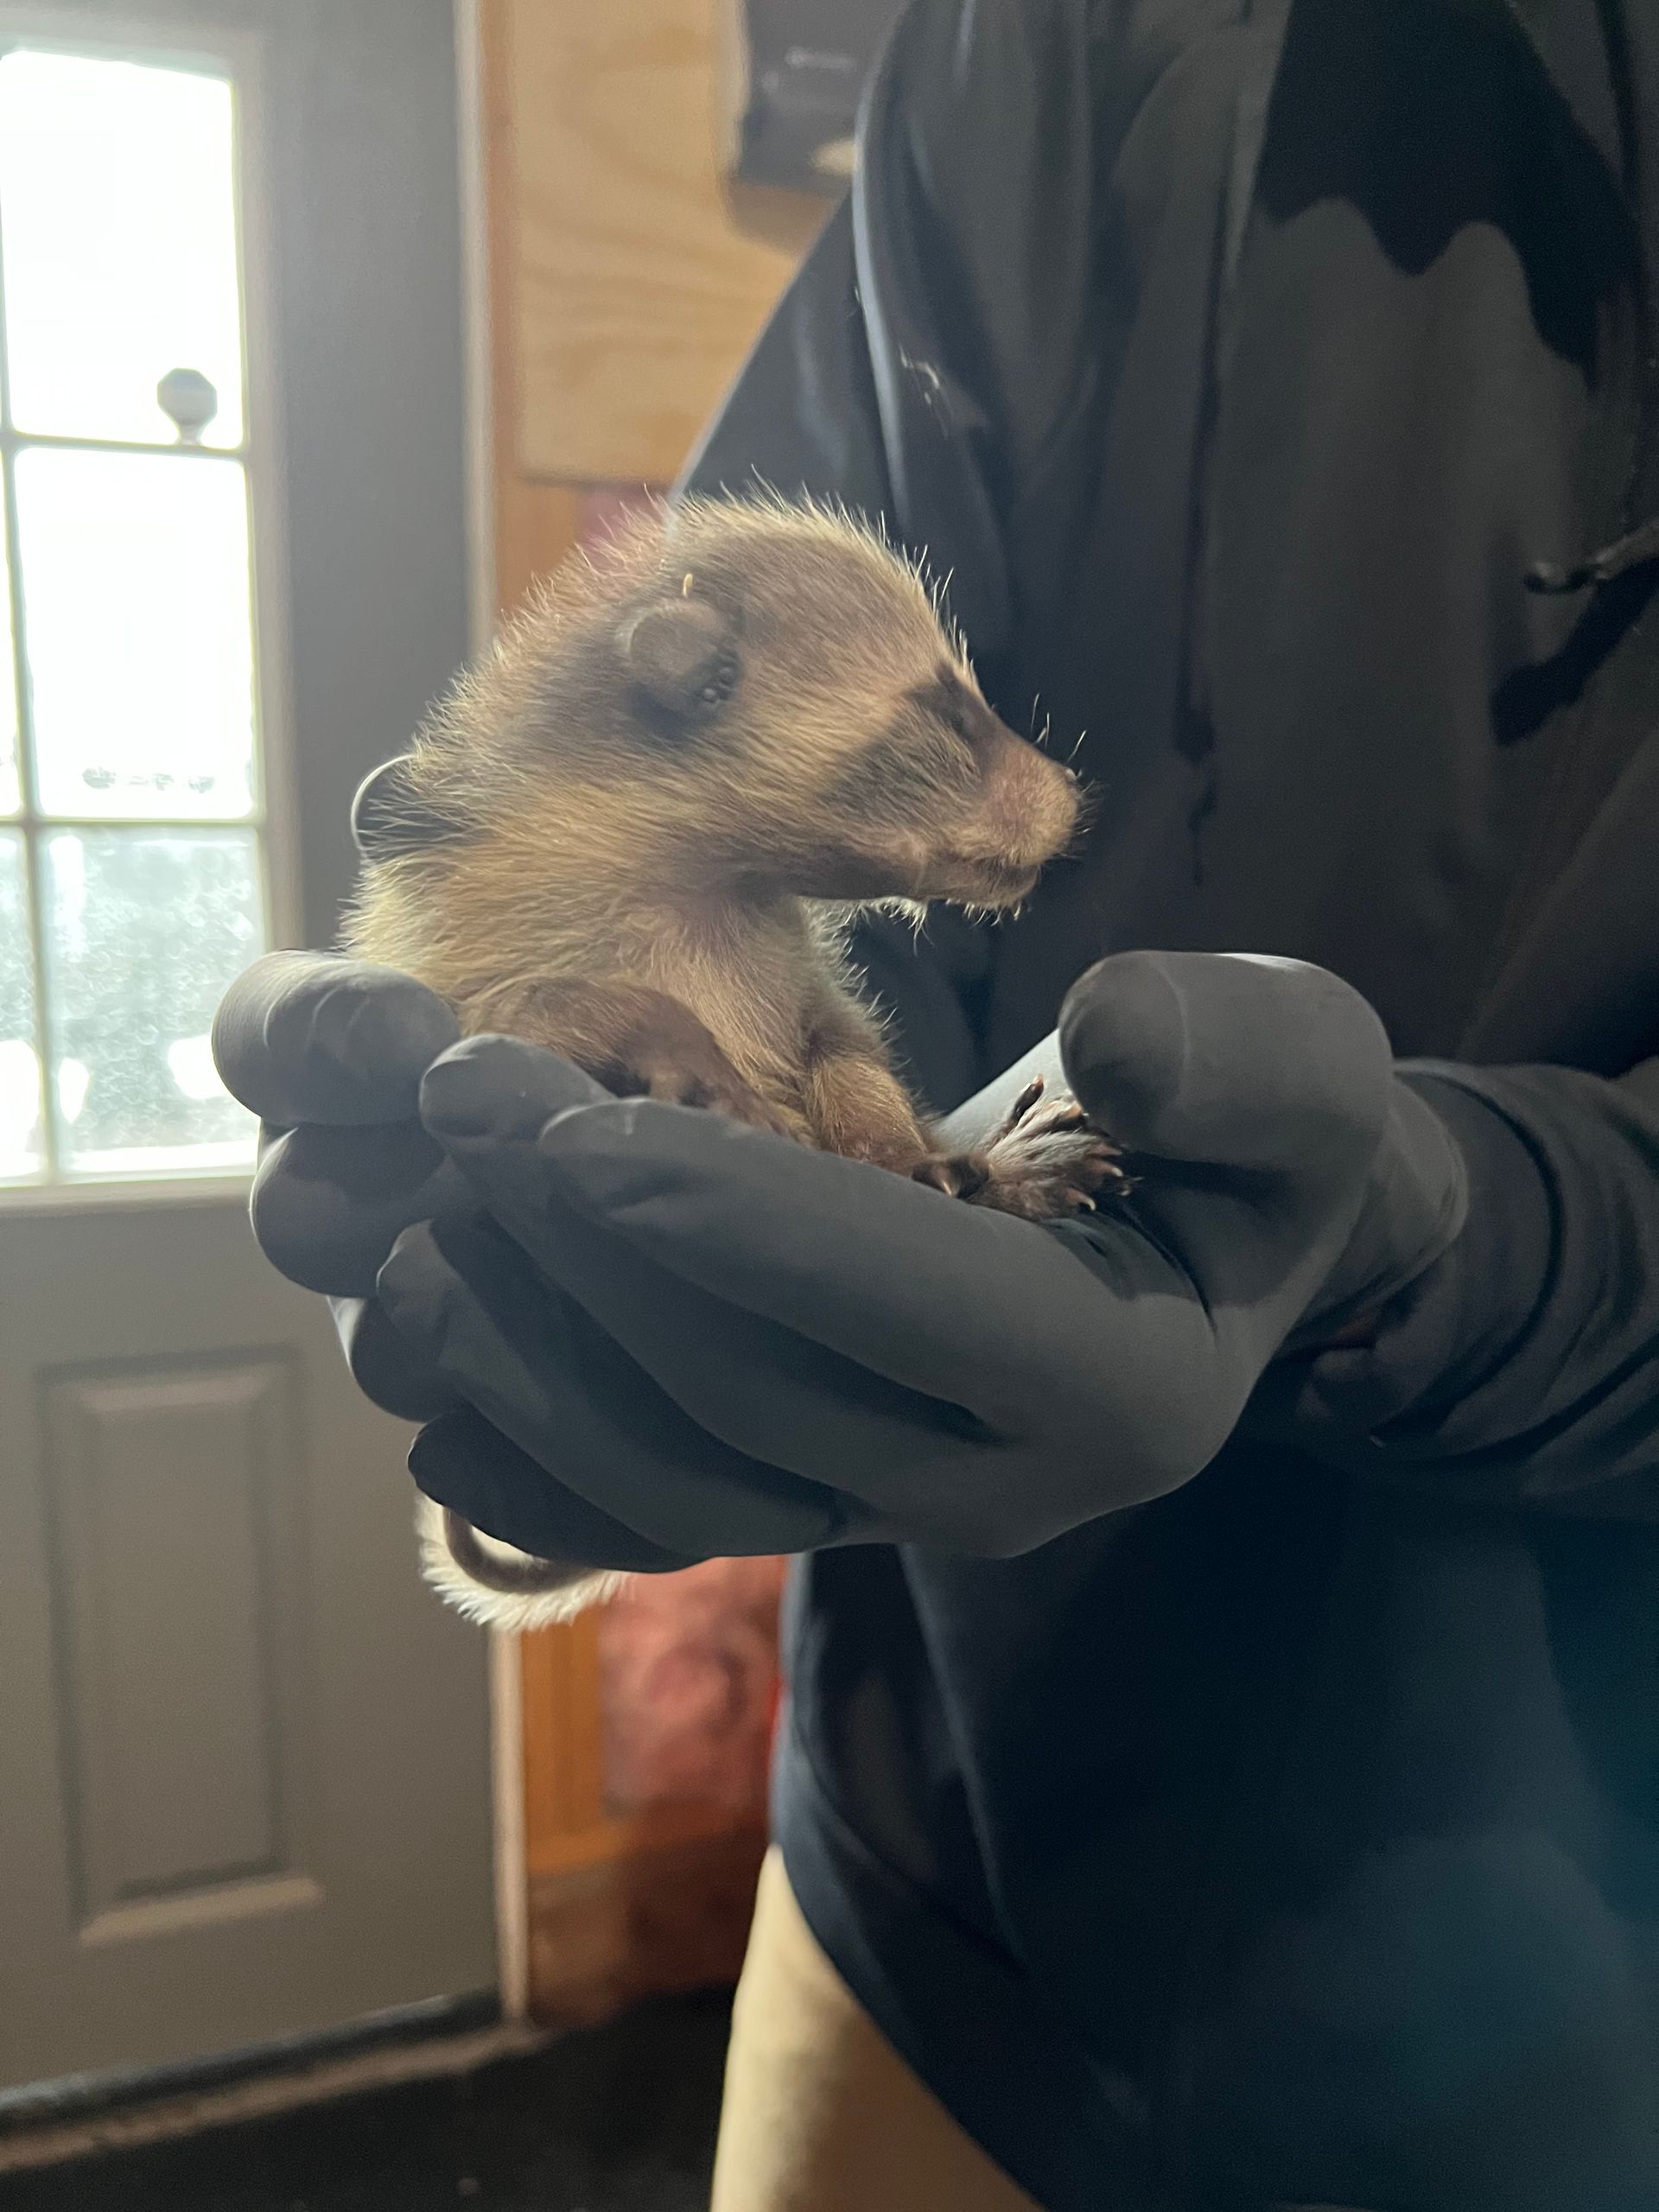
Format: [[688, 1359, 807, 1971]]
[[999, 1074, 1049, 1132]]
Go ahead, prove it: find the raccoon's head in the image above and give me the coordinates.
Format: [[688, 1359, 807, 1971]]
[[351, 496, 1082, 912]]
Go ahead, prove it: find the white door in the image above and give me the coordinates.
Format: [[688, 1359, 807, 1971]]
[[0, 0, 497, 2088]]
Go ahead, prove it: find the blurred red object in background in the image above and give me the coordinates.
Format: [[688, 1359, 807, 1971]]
[[599, 1557, 786, 1818]]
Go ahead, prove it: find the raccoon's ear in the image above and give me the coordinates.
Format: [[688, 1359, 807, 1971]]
[[618, 596, 740, 721], [351, 758, 464, 860]]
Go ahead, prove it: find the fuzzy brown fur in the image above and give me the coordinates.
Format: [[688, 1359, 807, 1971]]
[[346, 496, 1117, 1628]]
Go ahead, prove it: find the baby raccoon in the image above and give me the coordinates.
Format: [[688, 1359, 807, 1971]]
[[346, 495, 1118, 1627]]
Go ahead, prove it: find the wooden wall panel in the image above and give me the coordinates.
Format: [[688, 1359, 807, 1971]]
[[505, 0, 811, 485], [525, 1826, 768, 2028], [494, 477, 582, 613]]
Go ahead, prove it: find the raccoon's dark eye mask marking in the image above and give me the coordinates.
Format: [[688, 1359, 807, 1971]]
[[909, 667, 1007, 749], [351, 757, 467, 860]]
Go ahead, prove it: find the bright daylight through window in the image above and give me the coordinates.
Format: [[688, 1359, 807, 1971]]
[[0, 41, 266, 1182]]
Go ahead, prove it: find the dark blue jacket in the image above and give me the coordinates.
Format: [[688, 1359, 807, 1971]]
[[683, 2, 1659, 2203]]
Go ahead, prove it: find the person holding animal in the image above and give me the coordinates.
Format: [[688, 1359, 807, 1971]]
[[215, 0, 1659, 2205]]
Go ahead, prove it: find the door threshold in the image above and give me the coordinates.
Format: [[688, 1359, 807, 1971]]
[[0, 1994, 547, 2175]]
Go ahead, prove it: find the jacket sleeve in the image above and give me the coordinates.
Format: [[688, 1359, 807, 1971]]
[[1267, 1058, 1659, 1515]]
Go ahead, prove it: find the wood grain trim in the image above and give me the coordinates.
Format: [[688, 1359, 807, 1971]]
[[519, 1618, 742, 1880], [525, 1824, 767, 2026]]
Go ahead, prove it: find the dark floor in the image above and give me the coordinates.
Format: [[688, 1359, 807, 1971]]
[[0, 1993, 733, 2212]]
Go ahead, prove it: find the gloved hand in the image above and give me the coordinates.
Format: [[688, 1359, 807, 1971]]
[[213, 950, 1466, 1571]]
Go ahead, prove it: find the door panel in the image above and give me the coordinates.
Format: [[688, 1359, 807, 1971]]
[[43, 1352, 313, 1929], [0, 0, 494, 2088], [2, 1205, 494, 2082]]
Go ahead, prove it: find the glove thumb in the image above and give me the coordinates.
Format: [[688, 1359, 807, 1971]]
[[1059, 950, 1391, 1192]]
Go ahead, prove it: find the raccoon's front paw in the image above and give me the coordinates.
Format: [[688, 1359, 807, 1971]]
[[918, 1075, 1128, 1222]]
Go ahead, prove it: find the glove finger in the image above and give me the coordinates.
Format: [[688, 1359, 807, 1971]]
[[409, 1408, 701, 1574], [251, 1118, 471, 1294], [949, 958, 1399, 1302], [213, 951, 459, 1127], [376, 1212, 848, 1557], [332, 1295, 462, 1423], [416, 1039, 1235, 1535], [417, 1040, 1043, 1464], [1059, 950, 1389, 1190], [1055, 950, 1404, 1358], [531, 1098, 1192, 1429]]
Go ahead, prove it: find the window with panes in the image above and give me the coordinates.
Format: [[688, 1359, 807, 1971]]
[[0, 37, 268, 1183]]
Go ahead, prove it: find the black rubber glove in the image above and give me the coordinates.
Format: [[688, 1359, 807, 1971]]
[[214, 950, 1465, 1571]]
